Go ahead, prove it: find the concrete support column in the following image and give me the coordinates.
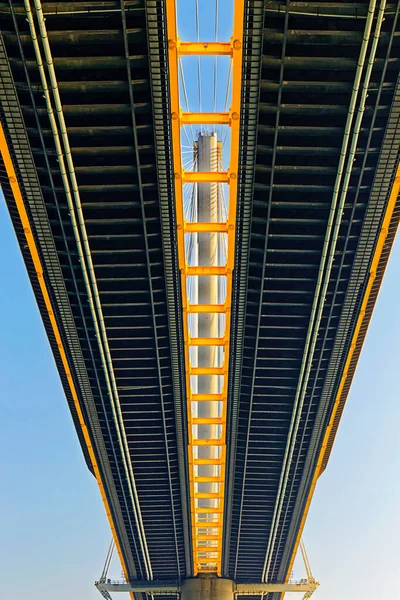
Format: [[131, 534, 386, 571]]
[[196, 133, 220, 511], [181, 578, 234, 600]]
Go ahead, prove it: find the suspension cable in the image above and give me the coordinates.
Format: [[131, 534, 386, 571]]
[[101, 539, 115, 582], [179, 58, 195, 144], [213, 0, 219, 131], [300, 539, 313, 581], [195, 0, 202, 125], [221, 61, 233, 146]]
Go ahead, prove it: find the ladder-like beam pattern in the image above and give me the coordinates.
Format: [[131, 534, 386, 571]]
[[166, 0, 244, 576]]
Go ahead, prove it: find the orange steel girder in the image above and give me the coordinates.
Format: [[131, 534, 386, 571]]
[[166, 0, 244, 576]]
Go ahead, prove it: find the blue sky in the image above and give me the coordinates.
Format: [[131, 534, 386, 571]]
[[2, 1, 400, 598]]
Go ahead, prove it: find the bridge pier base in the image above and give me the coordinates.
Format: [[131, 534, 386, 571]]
[[181, 577, 234, 600]]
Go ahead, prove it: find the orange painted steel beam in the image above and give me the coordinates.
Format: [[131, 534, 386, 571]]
[[196, 507, 224, 514], [195, 492, 223, 499], [188, 337, 226, 346], [192, 417, 224, 425], [178, 41, 231, 55], [166, 1, 185, 271], [195, 476, 224, 483], [191, 393, 225, 401], [183, 170, 229, 184], [192, 439, 225, 447], [226, 10, 244, 274], [186, 265, 228, 276], [191, 398, 225, 403], [194, 459, 223, 468], [166, 3, 199, 575], [181, 112, 230, 125], [196, 568, 219, 572], [184, 221, 229, 233], [190, 366, 226, 376], [187, 304, 227, 314]]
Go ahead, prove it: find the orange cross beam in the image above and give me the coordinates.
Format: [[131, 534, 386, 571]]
[[178, 41, 232, 55]]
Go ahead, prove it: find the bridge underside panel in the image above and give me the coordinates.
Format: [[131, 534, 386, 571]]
[[225, 0, 400, 593], [0, 0, 189, 584]]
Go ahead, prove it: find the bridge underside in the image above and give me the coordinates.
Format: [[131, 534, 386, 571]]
[[0, 0, 399, 598], [225, 2, 400, 595]]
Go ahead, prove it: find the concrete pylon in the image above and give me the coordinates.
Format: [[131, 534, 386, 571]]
[[181, 578, 234, 600], [197, 132, 219, 458], [195, 132, 220, 570]]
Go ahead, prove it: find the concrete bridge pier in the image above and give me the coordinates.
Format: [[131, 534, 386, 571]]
[[181, 577, 234, 600]]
